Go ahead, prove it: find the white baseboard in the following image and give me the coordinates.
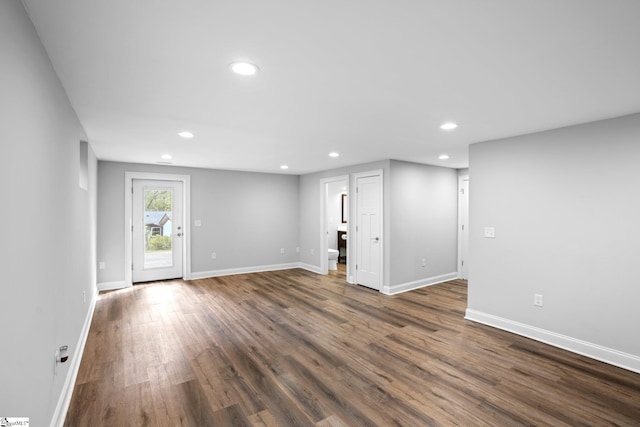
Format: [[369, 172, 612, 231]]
[[190, 263, 301, 280], [298, 263, 322, 274], [97, 280, 126, 291], [465, 309, 640, 374], [381, 272, 458, 295], [50, 288, 98, 427], [99, 263, 313, 287]]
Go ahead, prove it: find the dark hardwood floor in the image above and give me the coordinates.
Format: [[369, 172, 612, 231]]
[[65, 266, 640, 426]]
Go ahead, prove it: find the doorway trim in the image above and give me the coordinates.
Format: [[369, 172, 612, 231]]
[[457, 174, 469, 280], [124, 171, 191, 287], [319, 175, 350, 278]]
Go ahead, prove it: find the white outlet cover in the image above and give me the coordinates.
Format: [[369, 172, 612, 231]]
[[194, 219, 202, 227], [534, 294, 544, 307], [484, 227, 496, 238]]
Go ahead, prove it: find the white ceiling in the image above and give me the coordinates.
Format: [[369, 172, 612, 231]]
[[22, 0, 640, 174]]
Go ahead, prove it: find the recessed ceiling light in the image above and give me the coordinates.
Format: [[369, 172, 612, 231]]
[[438, 154, 450, 160], [329, 152, 340, 158], [161, 154, 172, 160], [440, 122, 458, 130], [280, 165, 289, 170], [178, 131, 194, 138], [230, 62, 260, 76]]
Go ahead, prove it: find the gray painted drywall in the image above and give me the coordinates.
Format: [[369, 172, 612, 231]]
[[97, 161, 300, 283], [388, 160, 458, 286], [0, 0, 97, 423], [468, 113, 640, 357]]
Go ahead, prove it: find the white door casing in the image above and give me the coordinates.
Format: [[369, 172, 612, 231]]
[[458, 175, 469, 280], [355, 171, 383, 290], [132, 179, 183, 282]]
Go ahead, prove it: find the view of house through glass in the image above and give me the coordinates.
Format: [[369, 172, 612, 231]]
[[143, 188, 173, 269]]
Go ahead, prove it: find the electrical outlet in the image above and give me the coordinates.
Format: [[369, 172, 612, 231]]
[[296, 247, 300, 253], [211, 252, 217, 260], [534, 294, 544, 307], [194, 219, 202, 227], [83, 291, 86, 304], [484, 227, 496, 238], [421, 258, 426, 267], [280, 248, 285, 254], [310, 248, 314, 255], [98, 262, 105, 270]]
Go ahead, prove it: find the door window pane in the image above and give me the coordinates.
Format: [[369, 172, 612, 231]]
[[143, 189, 173, 269]]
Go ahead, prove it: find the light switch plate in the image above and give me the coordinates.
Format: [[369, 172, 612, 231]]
[[194, 219, 202, 227], [484, 227, 496, 238]]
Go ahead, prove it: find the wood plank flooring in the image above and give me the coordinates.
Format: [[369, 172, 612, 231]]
[[65, 267, 640, 426]]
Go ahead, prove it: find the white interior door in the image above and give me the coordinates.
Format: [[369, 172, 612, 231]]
[[132, 179, 183, 283], [355, 173, 382, 290]]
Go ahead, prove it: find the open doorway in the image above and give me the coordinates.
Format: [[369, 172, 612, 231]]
[[320, 175, 349, 279]]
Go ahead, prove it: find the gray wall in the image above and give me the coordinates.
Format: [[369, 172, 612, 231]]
[[98, 161, 300, 283], [299, 159, 459, 290], [389, 160, 458, 286], [468, 113, 640, 359], [0, 0, 98, 423]]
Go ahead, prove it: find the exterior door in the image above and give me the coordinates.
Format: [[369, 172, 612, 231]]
[[355, 173, 382, 290], [132, 179, 183, 282]]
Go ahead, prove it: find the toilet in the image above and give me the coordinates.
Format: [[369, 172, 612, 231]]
[[328, 249, 339, 270]]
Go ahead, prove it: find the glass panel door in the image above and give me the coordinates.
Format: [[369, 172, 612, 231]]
[[143, 188, 173, 269], [132, 180, 183, 282]]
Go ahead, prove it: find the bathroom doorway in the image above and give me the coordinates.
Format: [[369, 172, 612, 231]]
[[320, 175, 349, 280]]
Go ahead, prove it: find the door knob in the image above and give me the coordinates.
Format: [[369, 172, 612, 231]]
[[176, 233, 182, 237], [372, 237, 379, 241]]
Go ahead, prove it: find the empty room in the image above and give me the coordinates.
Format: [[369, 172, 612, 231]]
[[2, 0, 640, 425]]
